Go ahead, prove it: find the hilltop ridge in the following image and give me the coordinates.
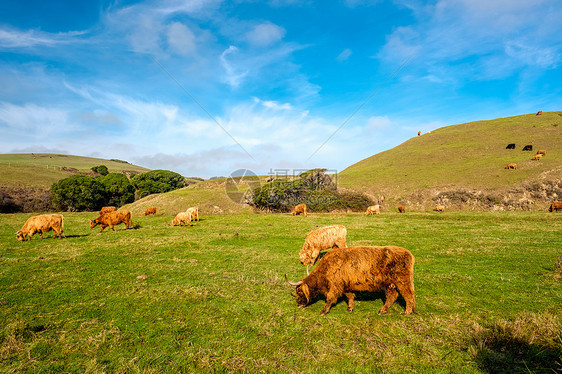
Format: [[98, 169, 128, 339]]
[[339, 111, 562, 211]]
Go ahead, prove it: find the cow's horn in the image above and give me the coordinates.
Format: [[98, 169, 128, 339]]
[[306, 265, 309, 276], [284, 274, 302, 287]]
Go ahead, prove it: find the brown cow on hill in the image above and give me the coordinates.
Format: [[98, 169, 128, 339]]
[[90, 210, 133, 232], [186, 207, 199, 221], [397, 205, 406, 213], [286, 246, 416, 316], [505, 163, 517, 170], [292, 204, 307, 217], [16, 214, 65, 241], [417, 131, 421, 136], [549, 202, 562, 212], [365, 205, 380, 215], [144, 207, 157, 216], [536, 110, 543, 115], [433, 205, 445, 212], [531, 153, 542, 160], [172, 211, 192, 226], [536, 150, 546, 156], [99, 206, 116, 215]]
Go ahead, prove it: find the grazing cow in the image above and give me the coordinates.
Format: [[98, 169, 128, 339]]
[[536, 110, 543, 115], [90, 210, 133, 232], [292, 204, 307, 217], [549, 202, 562, 212], [505, 143, 515, 149], [144, 207, 157, 216], [505, 163, 517, 170], [186, 207, 199, 221], [172, 211, 192, 226], [522, 145, 533, 151], [299, 225, 347, 274], [531, 153, 543, 160], [286, 246, 416, 316], [397, 205, 406, 213], [365, 205, 380, 215], [16, 214, 65, 241], [99, 206, 116, 215], [417, 131, 421, 136], [536, 150, 546, 156], [433, 205, 445, 212]]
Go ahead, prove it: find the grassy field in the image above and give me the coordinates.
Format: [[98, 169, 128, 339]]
[[1, 210, 561, 373]]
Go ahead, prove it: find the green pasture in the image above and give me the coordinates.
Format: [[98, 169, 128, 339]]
[[1, 211, 561, 373]]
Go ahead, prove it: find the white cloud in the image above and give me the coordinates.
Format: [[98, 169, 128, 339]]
[[366, 116, 391, 130], [167, 22, 197, 56], [245, 22, 286, 47], [337, 48, 352, 62], [0, 28, 85, 48], [220, 46, 249, 87]]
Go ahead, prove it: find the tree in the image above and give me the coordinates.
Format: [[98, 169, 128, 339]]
[[99, 173, 135, 207], [51, 175, 107, 211], [91, 165, 109, 176], [132, 170, 186, 198]]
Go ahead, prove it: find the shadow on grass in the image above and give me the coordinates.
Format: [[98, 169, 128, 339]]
[[471, 320, 562, 373], [63, 234, 89, 238], [306, 290, 412, 314]]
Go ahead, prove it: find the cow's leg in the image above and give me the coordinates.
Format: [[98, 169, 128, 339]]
[[396, 280, 416, 315], [111, 225, 115, 231], [320, 292, 338, 316], [345, 292, 355, 312], [379, 284, 398, 315]]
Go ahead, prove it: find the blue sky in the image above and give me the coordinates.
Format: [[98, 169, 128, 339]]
[[1, 0, 561, 178]]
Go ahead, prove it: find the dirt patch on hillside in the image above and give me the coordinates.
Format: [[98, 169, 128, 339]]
[[397, 178, 561, 211]]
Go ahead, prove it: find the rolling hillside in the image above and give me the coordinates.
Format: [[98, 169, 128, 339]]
[[0, 153, 150, 189], [339, 111, 562, 211]]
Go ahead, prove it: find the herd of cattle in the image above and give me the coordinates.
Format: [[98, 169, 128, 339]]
[[13, 201, 562, 316], [504, 147, 547, 170]]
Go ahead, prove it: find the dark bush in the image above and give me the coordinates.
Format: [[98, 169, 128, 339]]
[[51, 175, 107, 212], [132, 170, 186, 199], [251, 169, 373, 212], [91, 165, 109, 176], [99, 173, 135, 207]]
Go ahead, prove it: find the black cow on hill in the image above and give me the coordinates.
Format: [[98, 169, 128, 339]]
[[522, 145, 533, 151], [506, 143, 515, 149]]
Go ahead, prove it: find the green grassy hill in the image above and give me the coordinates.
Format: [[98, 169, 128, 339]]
[[0, 154, 150, 189], [339, 112, 562, 211], [123, 178, 253, 216]]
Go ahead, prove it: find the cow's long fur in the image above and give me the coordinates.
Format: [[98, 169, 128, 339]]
[[531, 153, 543, 160], [299, 225, 347, 270], [505, 163, 517, 170], [397, 205, 406, 213], [145, 207, 157, 216], [99, 206, 116, 215], [186, 207, 199, 221], [90, 210, 133, 232], [173, 211, 192, 226], [549, 202, 562, 212], [433, 205, 445, 212], [288, 246, 416, 316], [16, 214, 65, 241], [365, 205, 380, 215], [292, 204, 307, 216]]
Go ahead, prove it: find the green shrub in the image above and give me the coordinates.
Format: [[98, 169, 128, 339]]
[[91, 165, 109, 176], [51, 175, 107, 212], [132, 170, 186, 199], [99, 173, 135, 207]]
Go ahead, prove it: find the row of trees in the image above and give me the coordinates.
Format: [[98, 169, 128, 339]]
[[50, 167, 185, 212]]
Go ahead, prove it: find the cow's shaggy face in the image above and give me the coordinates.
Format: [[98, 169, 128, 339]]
[[16, 231, 25, 241], [89, 220, 98, 229], [295, 284, 310, 307]]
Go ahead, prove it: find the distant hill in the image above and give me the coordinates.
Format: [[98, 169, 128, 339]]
[[0, 153, 150, 189], [339, 112, 562, 211]]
